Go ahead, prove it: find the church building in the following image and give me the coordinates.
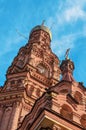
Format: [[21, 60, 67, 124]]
[[0, 24, 86, 130]]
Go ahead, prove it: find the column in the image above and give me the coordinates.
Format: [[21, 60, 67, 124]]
[[0, 106, 3, 124], [7, 102, 22, 130], [0, 107, 12, 130]]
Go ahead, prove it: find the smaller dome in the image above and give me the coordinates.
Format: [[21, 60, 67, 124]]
[[60, 59, 75, 82], [30, 25, 52, 40], [60, 59, 75, 70]]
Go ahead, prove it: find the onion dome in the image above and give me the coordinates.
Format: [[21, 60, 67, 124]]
[[30, 25, 52, 41], [60, 47, 76, 83], [60, 59, 75, 82]]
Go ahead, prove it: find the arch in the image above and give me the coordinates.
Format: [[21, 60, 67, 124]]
[[80, 114, 86, 128], [36, 63, 50, 78], [5, 107, 12, 112], [26, 85, 34, 97], [59, 89, 69, 94], [74, 91, 82, 104], [60, 104, 73, 121]]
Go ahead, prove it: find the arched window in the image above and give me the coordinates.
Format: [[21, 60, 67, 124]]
[[60, 104, 73, 121], [59, 89, 69, 94], [80, 114, 86, 128], [37, 63, 49, 78], [74, 91, 82, 104], [26, 85, 34, 97]]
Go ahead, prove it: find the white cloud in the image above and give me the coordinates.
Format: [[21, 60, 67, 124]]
[[64, 6, 86, 22], [52, 34, 75, 57], [52, 28, 86, 58], [55, 0, 86, 26], [46, 0, 86, 58]]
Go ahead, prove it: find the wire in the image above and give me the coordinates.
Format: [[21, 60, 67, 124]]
[[16, 29, 28, 40]]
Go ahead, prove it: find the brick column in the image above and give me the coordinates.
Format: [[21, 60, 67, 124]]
[[7, 102, 22, 130], [0, 107, 12, 130], [0, 106, 3, 124]]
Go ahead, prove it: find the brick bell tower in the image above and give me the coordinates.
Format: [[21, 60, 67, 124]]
[[0, 24, 60, 130], [17, 50, 86, 130]]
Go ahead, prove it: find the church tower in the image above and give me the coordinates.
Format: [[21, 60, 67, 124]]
[[0, 23, 86, 130], [0, 24, 60, 130], [18, 56, 86, 130]]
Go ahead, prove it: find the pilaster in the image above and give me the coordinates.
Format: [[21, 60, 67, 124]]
[[7, 102, 22, 130]]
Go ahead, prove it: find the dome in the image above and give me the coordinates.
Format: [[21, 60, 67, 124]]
[[60, 59, 75, 70], [30, 25, 52, 40]]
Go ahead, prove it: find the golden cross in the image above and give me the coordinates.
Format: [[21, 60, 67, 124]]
[[65, 48, 70, 59], [41, 20, 45, 25]]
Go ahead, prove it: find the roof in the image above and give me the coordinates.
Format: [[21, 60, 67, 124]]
[[30, 25, 52, 40]]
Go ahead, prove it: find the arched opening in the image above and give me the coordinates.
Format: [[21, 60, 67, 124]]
[[37, 63, 49, 78], [59, 89, 69, 94], [74, 91, 82, 104], [80, 114, 86, 128], [60, 104, 73, 121]]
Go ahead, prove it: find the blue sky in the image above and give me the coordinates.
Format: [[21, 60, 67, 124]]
[[0, 0, 86, 87]]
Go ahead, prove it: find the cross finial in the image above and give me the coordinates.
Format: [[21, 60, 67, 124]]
[[65, 48, 70, 59], [41, 20, 45, 26]]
